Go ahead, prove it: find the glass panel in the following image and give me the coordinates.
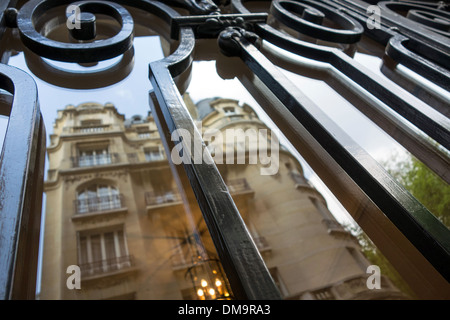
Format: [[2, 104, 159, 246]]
[[90, 235, 102, 263], [179, 35, 420, 299], [78, 236, 88, 266], [1, 0, 445, 301], [104, 232, 116, 271]]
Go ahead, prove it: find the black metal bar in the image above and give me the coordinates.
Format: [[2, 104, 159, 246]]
[[385, 34, 450, 91], [0, 64, 45, 299], [148, 26, 281, 299], [225, 34, 450, 282], [171, 13, 268, 39]]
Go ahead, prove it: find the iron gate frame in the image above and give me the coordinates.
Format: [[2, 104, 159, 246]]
[[0, 0, 448, 299]]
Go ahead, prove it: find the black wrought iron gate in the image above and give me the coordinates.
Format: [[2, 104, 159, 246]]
[[0, 0, 448, 299]]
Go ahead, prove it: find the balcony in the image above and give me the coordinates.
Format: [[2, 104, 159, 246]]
[[74, 194, 125, 216], [64, 124, 112, 134], [127, 152, 166, 164], [71, 153, 120, 168], [290, 171, 327, 202], [80, 255, 135, 280], [298, 274, 403, 300], [145, 191, 183, 214], [289, 171, 312, 188]]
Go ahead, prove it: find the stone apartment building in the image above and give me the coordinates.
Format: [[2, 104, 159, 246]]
[[39, 96, 404, 300]]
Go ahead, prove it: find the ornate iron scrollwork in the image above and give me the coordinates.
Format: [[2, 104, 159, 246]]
[[16, 0, 134, 63], [270, 0, 364, 43], [0, 0, 448, 300]]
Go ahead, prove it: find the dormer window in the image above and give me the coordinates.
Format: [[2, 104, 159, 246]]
[[223, 107, 236, 115], [79, 119, 104, 133], [81, 119, 102, 127]]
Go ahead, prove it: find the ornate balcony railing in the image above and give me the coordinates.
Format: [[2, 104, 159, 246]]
[[80, 255, 134, 278], [127, 152, 166, 164], [65, 124, 112, 134], [74, 194, 124, 215], [145, 191, 182, 206], [71, 153, 120, 168]]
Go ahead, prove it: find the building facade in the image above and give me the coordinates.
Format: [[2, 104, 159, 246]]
[[40, 97, 404, 300]]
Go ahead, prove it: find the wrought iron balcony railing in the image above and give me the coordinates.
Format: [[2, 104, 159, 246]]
[[80, 255, 134, 278], [64, 124, 112, 134], [145, 191, 182, 207], [127, 152, 166, 164], [74, 194, 124, 215], [71, 153, 120, 168]]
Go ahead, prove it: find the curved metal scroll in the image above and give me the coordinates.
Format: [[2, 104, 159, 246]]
[[0, 64, 46, 299], [17, 0, 134, 63]]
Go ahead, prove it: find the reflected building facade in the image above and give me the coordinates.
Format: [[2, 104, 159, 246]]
[[40, 96, 405, 300]]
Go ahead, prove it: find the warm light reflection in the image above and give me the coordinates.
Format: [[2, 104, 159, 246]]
[[187, 258, 232, 300], [197, 288, 205, 300]]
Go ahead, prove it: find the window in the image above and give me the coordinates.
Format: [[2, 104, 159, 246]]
[[138, 132, 152, 139], [81, 119, 102, 127], [78, 147, 111, 167], [77, 184, 121, 214], [137, 126, 153, 139], [145, 189, 181, 206], [155, 190, 178, 203], [78, 227, 131, 277], [223, 107, 236, 115], [79, 119, 105, 133], [144, 146, 165, 161]]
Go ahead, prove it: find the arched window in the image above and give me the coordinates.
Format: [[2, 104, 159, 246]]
[[76, 184, 121, 214]]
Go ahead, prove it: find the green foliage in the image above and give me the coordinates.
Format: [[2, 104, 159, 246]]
[[388, 155, 450, 227], [347, 151, 449, 298], [346, 224, 416, 298]]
